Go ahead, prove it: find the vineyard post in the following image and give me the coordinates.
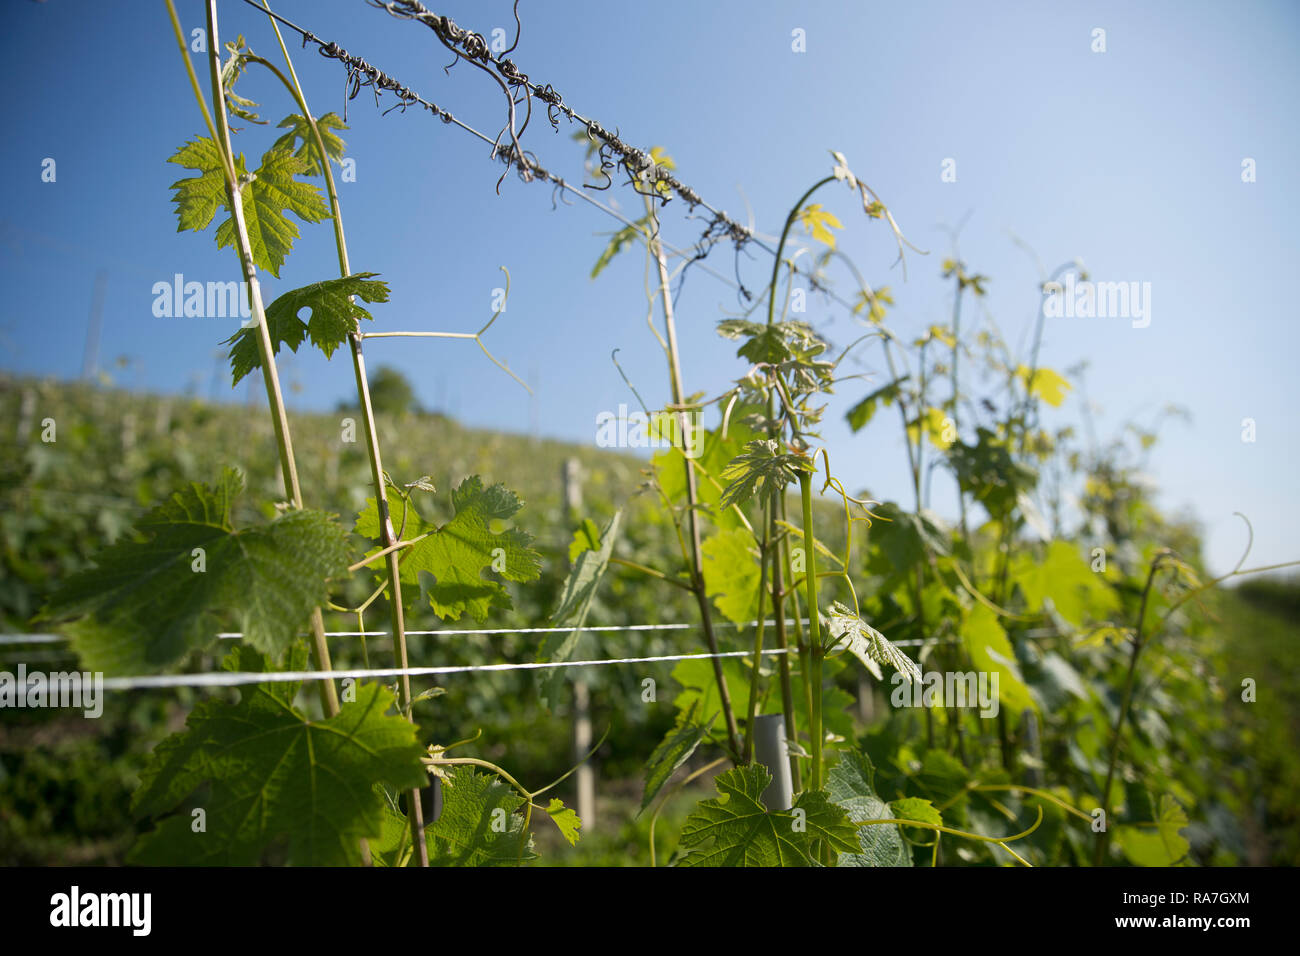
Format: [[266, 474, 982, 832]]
[[753, 713, 794, 811], [563, 457, 597, 829]]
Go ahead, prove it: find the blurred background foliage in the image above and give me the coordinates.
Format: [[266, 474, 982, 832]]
[[0, 372, 1295, 866]]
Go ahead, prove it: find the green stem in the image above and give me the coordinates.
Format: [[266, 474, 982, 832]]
[[1095, 551, 1170, 866], [252, 5, 426, 863], [645, 197, 743, 760], [766, 177, 836, 328], [950, 272, 969, 540], [743, 512, 771, 763], [799, 472, 824, 792], [176, 0, 340, 719], [771, 511, 801, 792]]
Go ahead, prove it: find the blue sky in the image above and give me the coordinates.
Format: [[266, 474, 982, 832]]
[[2, 0, 1297, 577]]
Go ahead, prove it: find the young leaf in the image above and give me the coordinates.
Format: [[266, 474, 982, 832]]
[[224, 273, 390, 386], [355, 476, 543, 623], [851, 285, 894, 324], [718, 439, 811, 511], [568, 518, 601, 563], [797, 203, 843, 248], [906, 406, 956, 450], [130, 644, 428, 865], [539, 510, 622, 710], [41, 467, 349, 673], [1012, 540, 1118, 628], [827, 752, 913, 867], [676, 765, 858, 866], [1016, 365, 1072, 407], [846, 378, 907, 432], [591, 217, 648, 279], [890, 796, 943, 828], [824, 601, 921, 684], [272, 112, 348, 176], [545, 798, 583, 846], [168, 137, 330, 277], [639, 701, 714, 814]]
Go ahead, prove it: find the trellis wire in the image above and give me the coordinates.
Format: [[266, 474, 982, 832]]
[[0, 625, 1066, 653], [94, 648, 792, 692], [233, 0, 864, 312], [0, 619, 804, 646]]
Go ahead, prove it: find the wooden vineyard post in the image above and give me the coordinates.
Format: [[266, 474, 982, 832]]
[[563, 457, 597, 830]]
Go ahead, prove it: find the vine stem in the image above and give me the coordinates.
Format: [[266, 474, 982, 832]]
[[949, 269, 969, 541], [742, 515, 771, 763], [762, 177, 836, 790], [251, 1, 429, 863], [799, 472, 824, 792], [1094, 549, 1171, 866], [171, 0, 341, 719], [644, 198, 743, 760]]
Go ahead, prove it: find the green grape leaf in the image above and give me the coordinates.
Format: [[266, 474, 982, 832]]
[[797, 203, 843, 248], [224, 273, 389, 386], [1017, 365, 1072, 407], [1117, 794, 1190, 866], [41, 467, 349, 673], [652, 416, 760, 531], [846, 378, 907, 432], [677, 765, 858, 867], [948, 427, 1038, 521], [717, 439, 811, 511], [591, 217, 647, 278], [702, 527, 762, 626], [671, 656, 754, 733], [129, 644, 427, 865], [827, 752, 912, 867], [568, 518, 601, 563], [168, 138, 330, 277], [962, 604, 1038, 715], [1012, 540, 1119, 628], [544, 798, 583, 846], [890, 796, 942, 828], [425, 767, 536, 865], [355, 476, 542, 623], [715, 319, 827, 367], [824, 601, 921, 683], [640, 700, 715, 814], [864, 503, 951, 583], [272, 112, 348, 176], [538, 510, 621, 710]]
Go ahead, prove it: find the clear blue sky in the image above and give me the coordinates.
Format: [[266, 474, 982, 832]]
[[2, 0, 1297, 577]]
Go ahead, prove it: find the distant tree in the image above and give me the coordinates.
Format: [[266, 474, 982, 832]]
[[338, 365, 420, 418]]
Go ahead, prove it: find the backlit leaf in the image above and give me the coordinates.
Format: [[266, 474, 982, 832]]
[[168, 138, 330, 277], [272, 112, 348, 176], [797, 203, 843, 248], [545, 798, 583, 846], [355, 476, 542, 624], [1016, 365, 1072, 407], [224, 273, 389, 386]]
